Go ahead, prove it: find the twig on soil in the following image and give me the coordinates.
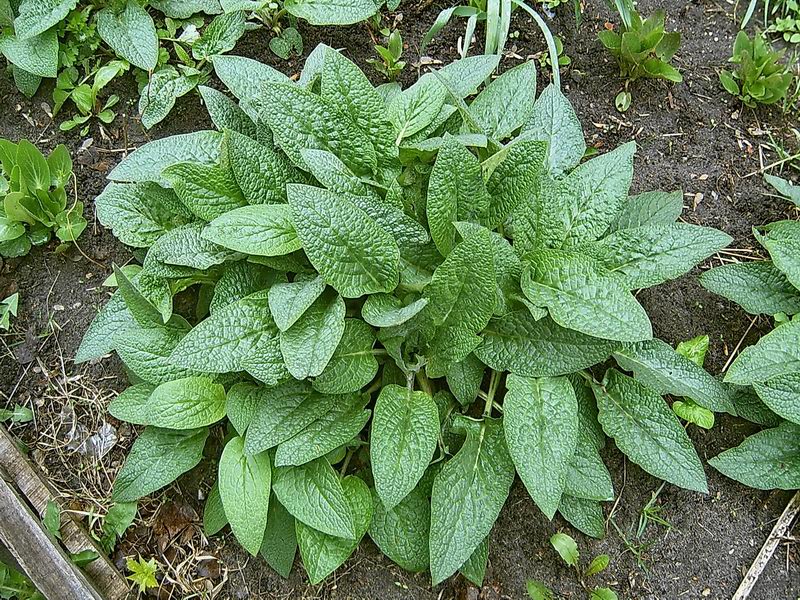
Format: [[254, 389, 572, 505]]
[[732, 491, 800, 600], [722, 315, 758, 373]]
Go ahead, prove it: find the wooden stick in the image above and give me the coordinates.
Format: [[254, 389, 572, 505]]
[[0, 424, 128, 599], [0, 475, 106, 600], [732, 490, 800, 600]]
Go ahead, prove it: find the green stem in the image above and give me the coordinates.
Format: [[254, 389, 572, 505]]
[[484, 370, 500, 417], [416, 370, 434, 397], [340, 448, 354, 477], [512, 0, 561, 90]]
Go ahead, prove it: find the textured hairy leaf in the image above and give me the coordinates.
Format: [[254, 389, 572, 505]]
[[371, 385, 439, 510], [300, 149, 372, 197], [557, 495, 605, 538], [113, 427, 208, 502], [226, 382, 263, 435], [274, 393, 369, 466], [284, 0, 377, 24], [523, 83, 585, 175], [162, 161, 246, 221], [287, 185, 400, 298], [700, 261, 800, 316], [108, 383, 154, 425], [192, 11, 245, 60], [272, 458, 356, 539], [108, 131, 223, 185], [429, 417, 514, 585], [389, 74, 448, 142], [199, 86, 256, 137], [219, 436, 271, 555], [607, 190, 684, 232], [203, 204, 301, 256], [468, 61, 536, 140], [476, 311, 615, 376], [139, 67, 199, 129], [484, 139, 546, 229], [0, 29, 59, 78], [212, 55, 289, 118], [504, 375, 579, 518], [314, 319, 379, 394], [260, 496, 297, 578], [262, 82, 376, 175], [144, 223, 236, 276], [203, 483, 227, 536], [210, 261, 280, 314], [753, 373, 800, 424], [146, 376, 226, 429], [447, 354, 486, 407], [14, 0, 76, 39], [368, 485, 429, 572], [725, 320, 800, 385], [582, 223, 732, 289], [95, 183, 192, 248], [97, 1, 158, 70], [280, 288, 346, 379], [268, 275, 326, 332], [612, 339, 734, 413], [361, 294, 428, 328], [170, 290, 278, 373], [296, 476, 373, 584], [708, 421, 800, 490], [593, 369, 708, 493], [427, 136, 489, 255], [522, 250, 652, 342], [459, 536, 489, 587], [756, 220, 800, 290]]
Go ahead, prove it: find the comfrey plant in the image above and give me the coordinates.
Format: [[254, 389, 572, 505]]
[[700, 180, 800, 491], [78, 48, 733, 585]]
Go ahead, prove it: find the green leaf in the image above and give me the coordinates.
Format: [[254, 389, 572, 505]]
[[314, 319, 379, 394], [564, 427, 614, 502], [676, 334, 709, 367], [0, 29, 58, 78], [211, 261, 281, 314], [753, 373, 800, 424], [426, 136, 490, 255], [429, 416, 514, 585], [421, 228, 496, 377], [274, 392, 369, 466], [100, 502, 138, 553], [145, 376, 226, 429], [468, 61, 536, 140], [527, 580, 555, 600], [700, 261, 800, 316], [212, 55, 289, 119], [97, 1, 159, 71], [108, 131, 223, 185], [756, 220, 800, 290], [262, 82, 376, 176], [361, 294, 428, 328], [218, 436, 271, 555], [287, 184, 400, 298], [126, 557, 158, 594], [582, 223, 732, 289], [593, 369, 708, 493], [203, 204, 301, 256], [139, 67, 199, 129], [446, 354, 486, 407], [260, 496, 297, 578], [284, 0, 378, 25], [244, 382, 333, 454], [95, 182, 192, 248], [586, 554, 610, 576], [725, 319, 800, 385], [557, 494, 606, 538], [170, 290, 279, 373], [591, 588, 619, 600], [550, 532, 579, 566], [162, 161, 246, 221], [550, 142, 636, 247], [672, 399, 715, 429], [272, 457, 356, 539], [113, 427, 208, 502], [504, 375, 579, 519], [388, 74, 447, 142], [199, 86, 256, 138], [300, 149, 372, 197], [371, 384, 438, 510], [459, 536, 488, 587], [484, 139, 546, 230], [268, 275, 326, 332], [192, 11, 246, 60], [14, 0, 76, 39], [522, 250, 652, 342], [203, 483, 227, 536], [709, 421, 800, 490], [43, 499, 61, 539], [523, 83, 585, 175], [437, 54, 501, 98], [280, 288, 346, 379], [225, 382, 263, 436], [296, 476, 372, 584], [368, 485, 429, 572], [765, 173, 800, 206], [607, 190, 684, 232], [476, 311, 616, 377], [16, 139, 50, 191], [108, 384, 154, 425], [612, 339, 734, 413]]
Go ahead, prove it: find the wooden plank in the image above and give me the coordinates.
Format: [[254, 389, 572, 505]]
[[0, 424, 129, 599], [0, 475, 106, 600]]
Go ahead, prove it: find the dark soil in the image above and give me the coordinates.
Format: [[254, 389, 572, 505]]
[[1, 0, 799, 598]]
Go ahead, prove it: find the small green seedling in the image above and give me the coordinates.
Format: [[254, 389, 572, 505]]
[[368, 29, 406, 81], [0, 292, 18, 330], [126, 556, 159, 594], [0, 139, 86, 258], [0, 403, 34, 423], [672, 335, 715, 429], [720, 30, 794, 107], [54, 60, 129, 135], [598, 1, 682, 111], [527, 533, 617, 599]]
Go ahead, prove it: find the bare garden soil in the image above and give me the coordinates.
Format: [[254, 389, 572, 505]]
[[1, 0, 798, 598]]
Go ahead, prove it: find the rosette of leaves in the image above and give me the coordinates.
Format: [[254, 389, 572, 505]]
[[700, 201, 800, 491], [78, 47, 733, 586], [0, 139, 86, 258], [719, 30, 794, 108]]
